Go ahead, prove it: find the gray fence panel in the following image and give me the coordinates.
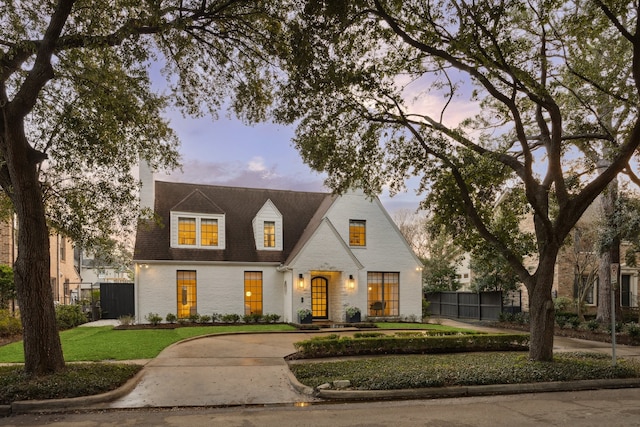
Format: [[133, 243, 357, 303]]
[[426, 291, 520, 321]]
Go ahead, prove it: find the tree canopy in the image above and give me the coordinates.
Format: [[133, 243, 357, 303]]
[[278, 0, 640, 360], [0, 0, 287, 374]]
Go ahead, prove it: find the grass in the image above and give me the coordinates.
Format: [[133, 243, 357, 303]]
[[290, 352, 640, 390], [0, 324, 296, 362]]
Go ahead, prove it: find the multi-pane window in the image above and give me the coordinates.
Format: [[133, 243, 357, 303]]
[[178, 218, 196, 245], [367, 272, 399, 317], [573, 274, 597, 305], [264, 221, 276, 248], [349, 220, 366, 246], [244, 271, 263, 315], [177, 270, 197, 318], [173, 213, 224, 249], [201, 218, 218, 246], [622, 274, 632, 307], [60, 237, 66, 262]]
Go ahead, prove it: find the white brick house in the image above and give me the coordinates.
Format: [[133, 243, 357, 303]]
[[133, 179, 423, 324]]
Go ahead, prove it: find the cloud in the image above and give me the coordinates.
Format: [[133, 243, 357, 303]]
[[160, 158, 327, 193]]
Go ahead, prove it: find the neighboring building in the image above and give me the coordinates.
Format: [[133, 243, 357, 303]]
[[76, 249, 132, 285], [133, 180, 423, 324], [50, 233, 82, 305], [0, 217, 81, 305], [454, 199, 640, 314]]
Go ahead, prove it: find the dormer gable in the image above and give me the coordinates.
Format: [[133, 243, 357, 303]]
[[170, 189, 225, 249], [252, 199, 283, 251]]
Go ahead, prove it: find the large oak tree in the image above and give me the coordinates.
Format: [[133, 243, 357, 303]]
[[278, 0, 640, 360], [0, 0, 285, 375]]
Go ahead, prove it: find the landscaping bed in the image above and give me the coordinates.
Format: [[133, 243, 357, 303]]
[[289, 331, 530, 359], [289, 352, 640, 391]]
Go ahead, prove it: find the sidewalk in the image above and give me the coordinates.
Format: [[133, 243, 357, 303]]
[[9, 321, 640, 414]]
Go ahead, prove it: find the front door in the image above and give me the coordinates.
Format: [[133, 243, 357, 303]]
[[311, 277, 328, 319]]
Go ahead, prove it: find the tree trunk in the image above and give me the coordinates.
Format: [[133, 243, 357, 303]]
[[596, 177, 622, 324], [526, 257, 556, 361], [5, 121, 64, 375]]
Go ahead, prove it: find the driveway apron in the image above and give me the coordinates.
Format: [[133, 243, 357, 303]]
[[109, 332, 318, 408]]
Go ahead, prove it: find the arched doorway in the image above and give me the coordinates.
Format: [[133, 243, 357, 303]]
[[311, 276, 328, 319]]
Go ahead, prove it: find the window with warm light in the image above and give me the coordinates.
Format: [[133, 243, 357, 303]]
[[201, 218, 218, 246], [264, 221, 276, 248], [367, 272, 399, 317], [178, 218, 196, 245], [349, 220, 366, 246], [172, 212, 225, 249], [176, 270, 197, 318], [244, 271, 263, 315]]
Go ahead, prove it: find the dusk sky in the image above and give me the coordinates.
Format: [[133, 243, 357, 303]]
[[158, 111, 426, 215]]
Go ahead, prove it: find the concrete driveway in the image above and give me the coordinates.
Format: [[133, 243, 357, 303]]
[[108, 331, 321, 408]]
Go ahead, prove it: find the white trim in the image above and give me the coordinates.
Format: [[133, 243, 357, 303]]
[[170, 211, 226, 249], [253, 199, 283, 251]]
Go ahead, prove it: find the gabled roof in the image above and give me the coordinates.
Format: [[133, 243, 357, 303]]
[[172, 189, 224, 214], [134, 181, 331, 263]]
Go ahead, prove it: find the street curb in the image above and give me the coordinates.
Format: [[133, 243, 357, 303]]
[[315, 377, 640, 400], [10, 365, 147, 415]]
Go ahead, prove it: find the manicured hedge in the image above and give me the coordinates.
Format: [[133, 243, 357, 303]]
[[292, 332, 530, 359]]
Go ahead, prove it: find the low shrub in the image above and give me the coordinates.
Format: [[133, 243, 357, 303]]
[[626, 322, 640, 339], [263, 313, 281, 323], [221, 313, 240, 323], [211, 313, 221, 322], [145, 312, 162, 326], [353, 332, 385, 338], [118, 314, 135, 326], [242, 313, 263, 323], [188, 313, 200, 323], [0, 310, 21, 337], [586, 319, 600, 332], [199, 314, 212, 324], [165, 313, 177, 324], [55, 304, 87, 330], [293, 332, 529, 359], [500, 311, 529, 325]]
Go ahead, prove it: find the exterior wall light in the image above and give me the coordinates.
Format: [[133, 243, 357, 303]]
[[348, 274, 355, 289], [298, 273, 305, 289]]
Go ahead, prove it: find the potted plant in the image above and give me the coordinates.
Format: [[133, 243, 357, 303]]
[[345, 306, 361, 323], [297, 308, 313, 324]]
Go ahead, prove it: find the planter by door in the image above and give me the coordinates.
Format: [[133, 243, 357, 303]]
[[299, 313, 313, 324], [346, 312, 361, 323]]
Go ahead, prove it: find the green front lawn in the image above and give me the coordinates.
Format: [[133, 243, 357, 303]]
[[0, 324, 296, 363]]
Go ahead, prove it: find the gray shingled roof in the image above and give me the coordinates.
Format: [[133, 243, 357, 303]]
[[134, 181, 332, 263]]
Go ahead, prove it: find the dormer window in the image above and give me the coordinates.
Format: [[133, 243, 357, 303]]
[[178, 218, 196, 245], [172, 212, 225, 249], [264, 221, 276, 248], [201, 218, 219, 246], [253, 199, 283, 251]]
